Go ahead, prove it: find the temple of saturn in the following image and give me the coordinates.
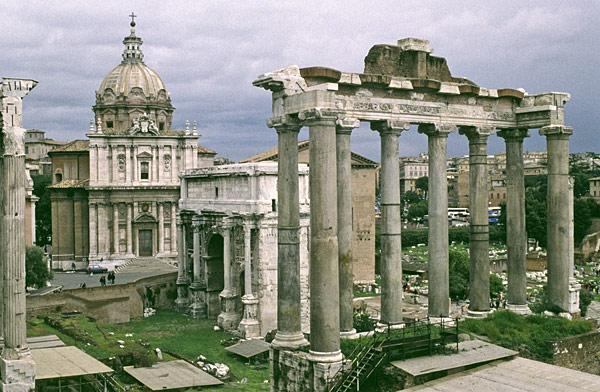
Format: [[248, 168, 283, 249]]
[[1, 77, 38, 391], [253, 38, 578, 390]]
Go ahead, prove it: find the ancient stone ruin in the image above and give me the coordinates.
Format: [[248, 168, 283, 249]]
[[1, 77, 37, 391], [254, 38, 577, 391]]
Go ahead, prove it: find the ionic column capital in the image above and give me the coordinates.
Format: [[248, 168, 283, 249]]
[[336, 116, 360, 134], [370, 119, 410, 135], [539, 125, 573, 138], [459, 125, 494, 141], [417, 123, 456, 137], [497, 128, 529, 141], [298, 107, 339, 125], [268, 115, 302, 133]]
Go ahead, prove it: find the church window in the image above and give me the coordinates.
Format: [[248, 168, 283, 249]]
[[140, 161, 150, 180], [272, 199, 277, 212], [106, 121, 114, 129], [55, 172, 63, 183], [215, 187, 219, 198], [159, 122, 164, 131]]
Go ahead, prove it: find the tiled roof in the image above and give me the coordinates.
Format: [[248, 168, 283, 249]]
[[198, 145, 217, 155], [241, 139, 378, 167], [49, 140, 89, 153]]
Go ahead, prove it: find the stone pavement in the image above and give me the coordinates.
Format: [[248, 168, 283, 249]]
[[49, 258, 176, 290]]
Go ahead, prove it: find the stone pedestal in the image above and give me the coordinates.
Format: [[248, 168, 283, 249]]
[[270, 348, 343, 392], [189, 284, 206, 318], [217, 291, 240, 331], [0, 354, 36, 392], [238, 294, 260, 339], [568, 279, 581, 315]]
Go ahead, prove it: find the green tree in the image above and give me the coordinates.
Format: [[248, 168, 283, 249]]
[[407, 200, 428, 222], [449, 248, 470, 300], [415, 176, 428, 198], [32, 174, 52, 246], [26, 246, 53, 288], [489, 274, 504, 299]]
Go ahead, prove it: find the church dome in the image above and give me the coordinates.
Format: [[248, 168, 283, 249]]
[[93, 15, 174, 134]]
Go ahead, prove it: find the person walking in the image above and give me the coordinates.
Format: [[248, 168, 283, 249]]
[[99, 275, 106, 287]]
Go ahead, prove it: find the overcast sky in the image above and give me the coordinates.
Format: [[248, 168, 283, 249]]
[[2, 1, 599, 161]]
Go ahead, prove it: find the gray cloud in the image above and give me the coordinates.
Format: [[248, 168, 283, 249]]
[[2, 0, 598, 161]]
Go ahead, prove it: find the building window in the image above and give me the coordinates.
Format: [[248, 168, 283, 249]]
[[106, 120, 114, 129], [159, 122, 165, 131], [140, 162, 150, 180], [55, 172, 63, 183], [215, 187, 219, 198], [272, 199, 277, 212]]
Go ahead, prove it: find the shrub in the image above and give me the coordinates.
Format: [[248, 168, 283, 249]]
[[353, 311, 376, 333], [26, 246, 53, 288]]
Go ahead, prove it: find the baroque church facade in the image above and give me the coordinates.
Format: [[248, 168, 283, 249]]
[[50, 18, 215, 269]]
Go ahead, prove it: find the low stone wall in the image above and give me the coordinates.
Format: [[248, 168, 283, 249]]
[[552, 331, 600, 375], [270, 348, 343, 392], [27, 271, 177, 324]]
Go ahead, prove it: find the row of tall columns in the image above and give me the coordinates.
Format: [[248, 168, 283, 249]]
[[1, 78, 37, 391]]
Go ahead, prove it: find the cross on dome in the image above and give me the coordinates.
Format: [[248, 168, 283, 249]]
[[122, 12, 144, 64]]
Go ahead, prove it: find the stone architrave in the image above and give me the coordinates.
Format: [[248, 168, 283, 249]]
[[270, 116, 308, 349], [541, 125, 573, 312], [300, 108, 343, 363], [371, 119, 409, 325], [460, 126, 493, 317], [336, 116, 360, 338], [1, 77, 37, 392], [189, 216, 205, 318], [418, 123, 454, 318], [175, 214, 189, 309], [239, 220, 260, 338], [498, 128, 531, 315]]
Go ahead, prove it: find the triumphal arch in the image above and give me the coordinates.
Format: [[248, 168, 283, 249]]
[[254, 38, 575, 390]]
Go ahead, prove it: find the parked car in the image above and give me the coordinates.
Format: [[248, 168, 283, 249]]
[[87, 264, 108, 274]]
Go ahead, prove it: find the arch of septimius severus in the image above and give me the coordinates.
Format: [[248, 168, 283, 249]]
[[254, 38, 575, 390]]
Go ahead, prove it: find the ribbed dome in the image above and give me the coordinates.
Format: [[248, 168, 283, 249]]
[[98, 62, 168, 99]]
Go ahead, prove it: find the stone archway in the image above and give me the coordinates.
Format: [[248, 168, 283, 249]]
[[206, 233, 224, 318]]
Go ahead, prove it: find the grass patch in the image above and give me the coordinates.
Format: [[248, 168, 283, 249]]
[[27, 310, 269, 391], [460, 310, 594, 362]]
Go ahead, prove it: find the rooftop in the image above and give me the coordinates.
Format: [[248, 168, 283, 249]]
[[48, 139, 89, 153]]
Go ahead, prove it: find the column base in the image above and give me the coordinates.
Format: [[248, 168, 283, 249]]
[[239, 294, 260, 338], [272, 331, 309, 350], [465, 309, 492, 319], [506, 303, 532, 315], [0, 350, 36, 392], [340, 328, 358, 339], [568, 280, 581, 315], [307, 349, 343, 363], [189, 288, 206, 319]]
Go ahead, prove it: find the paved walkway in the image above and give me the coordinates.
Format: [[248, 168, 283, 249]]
[[50, 258, 176, 290]]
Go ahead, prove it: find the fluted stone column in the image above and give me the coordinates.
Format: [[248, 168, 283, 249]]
[[336, 117, 360, 337], [239, 220, 260, 338], [460, 126, 492, 316], [158, 203, 164, 255], [498, 128, 530, 314], [418, 123, 453, 318], [1, 77, 37, 392], [541, 125, 573, 312], [217, 222, 239, 329], [300, 108, 342, 363], [190, 216, 205, 317], [126, 203, 133, 255], [371, 119, 409, 325], [270, 117, 307, 349], [175, 214, 189, 309]]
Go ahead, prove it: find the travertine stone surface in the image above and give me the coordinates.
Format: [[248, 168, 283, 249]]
[[498, 129, 529, 309], [371, 119, 409, 325], [418, 123, 453, 317], [336, 117, 360, 336], [541, 125, 573, 311], [1, 77, 37, 392], [460, 126, 493, 313]]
